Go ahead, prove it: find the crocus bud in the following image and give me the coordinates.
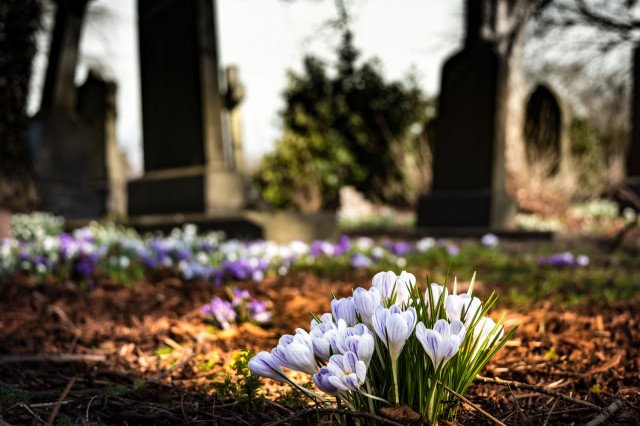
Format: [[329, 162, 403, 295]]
[[353, 287, 381, 327], [372, 271, 397, 302], [331, 297, 357, 326], [445, 294, 482, 327]]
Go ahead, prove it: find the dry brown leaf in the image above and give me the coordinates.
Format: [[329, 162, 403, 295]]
[[380, 405, 422, 422]]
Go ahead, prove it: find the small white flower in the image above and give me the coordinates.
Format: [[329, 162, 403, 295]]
[[445, 294, 482, 327], [353, 287, 382, 328], [372, 305, 417, 362], [271, 329, 317, 375], [415, 319, 466, 370], [331, 297, 357, 326], [324, 351, 367, 392]]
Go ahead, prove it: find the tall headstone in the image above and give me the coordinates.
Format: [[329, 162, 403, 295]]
[[524, 84, 570, 177], [31, 0, 109, 218], [417, 0, 515, 230], [77, 71, 127, 217], [128, 0, 245, 216], [623, 45, 640, 208]]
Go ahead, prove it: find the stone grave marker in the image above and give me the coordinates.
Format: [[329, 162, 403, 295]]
[[128, 0, 245, 217], [417, 0, 515, 230]]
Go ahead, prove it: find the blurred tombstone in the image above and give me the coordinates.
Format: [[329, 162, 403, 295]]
[[31, 0, 110, 219], [128, 0, 246, 217], [224, 65, 246, 174], [77, 71, 127, 218], [417, 0, 515, 230], [524, 84, 571, 177], [622, 45, 640, 209]]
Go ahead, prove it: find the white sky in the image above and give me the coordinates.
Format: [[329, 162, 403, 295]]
[[28, 0, 463, 173]]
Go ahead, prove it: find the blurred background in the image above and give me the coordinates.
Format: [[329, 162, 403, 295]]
[[2, 0, 640, 240]]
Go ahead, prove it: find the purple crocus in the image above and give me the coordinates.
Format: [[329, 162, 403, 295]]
[[201, 297, 237, 329], [351, 253, 372, 269]]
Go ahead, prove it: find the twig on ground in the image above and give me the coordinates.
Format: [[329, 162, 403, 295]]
[[0, 354, 106, 365], [18, 403, 45, 424], [543, 397, 560, 426], [439, 382, 506, 426], [585, 399, 625, 426], [476, 375, 604, 412], [264, 407, 404, 426], [47, 376, 76, 425], [85, 395, 99, 423]]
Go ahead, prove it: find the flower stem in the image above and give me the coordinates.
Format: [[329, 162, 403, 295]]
[[365, 380, 375, 413], [392, 360, 399, 404]]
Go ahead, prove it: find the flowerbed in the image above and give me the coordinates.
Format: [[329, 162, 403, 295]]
[[249, 270, 516, 423]]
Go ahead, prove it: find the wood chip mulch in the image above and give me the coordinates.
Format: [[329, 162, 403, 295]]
[[0, 273, 638, 425]]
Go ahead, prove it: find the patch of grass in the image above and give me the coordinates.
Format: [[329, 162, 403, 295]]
[[0, 387, 30, 408]]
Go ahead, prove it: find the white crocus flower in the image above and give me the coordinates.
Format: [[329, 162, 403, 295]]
[[445, 294, 482, 327], [271, 329, 317, 375], [372, 304, 417, 403], [248, 351, 287, 382], [372, 305, 417, 362], [325, 352, 367, 392], [415, 319, 466, 370], [372, 270, 397, 303], [331, 297, 357, 326], [353, 287, 382, 328], [473, 316, 504, 347], [396, 271, 416, 306]]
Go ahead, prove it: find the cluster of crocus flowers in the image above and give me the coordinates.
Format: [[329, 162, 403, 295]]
[[249, 270, 516, 423], [201, 288, 272, 329]]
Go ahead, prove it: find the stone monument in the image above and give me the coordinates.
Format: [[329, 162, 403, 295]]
[[416, 0, 515, 230], [622, 45, 640, 209], [31, 0, 109, 219], [524, 84, 571, 177], [128, 0, 245, 216]]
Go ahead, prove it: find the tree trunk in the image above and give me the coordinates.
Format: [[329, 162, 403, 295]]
[[0, 0, 41, 219]]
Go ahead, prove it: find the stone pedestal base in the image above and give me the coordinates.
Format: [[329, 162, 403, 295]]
[[417, 188, 515, 231], [245, 211, 338, 243], [128, 168, 245, 216]]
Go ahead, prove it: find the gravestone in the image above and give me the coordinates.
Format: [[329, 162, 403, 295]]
[[524, 84, 570, 176], [31, 0, 109, 219], [623, 45, 640, 208], [128, 0, 245, 216], [77, 71, 127, 217], [416, 0, 515, 230]]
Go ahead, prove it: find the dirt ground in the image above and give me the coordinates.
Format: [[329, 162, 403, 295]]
[[0, 272, 638, 425]]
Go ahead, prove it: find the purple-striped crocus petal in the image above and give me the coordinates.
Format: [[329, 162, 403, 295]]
[[313, 367, 340, 394], [372, 305, 389, 343], [276, 342, 317, 375], [386, 313, 410, 362], [353, 287, 381, 327], [331, 297, 357, 326], [248, 351, 286, 382], [415, 322, 443, 368], [450, 320, 466, 340], [372, 271, 397, 301]]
